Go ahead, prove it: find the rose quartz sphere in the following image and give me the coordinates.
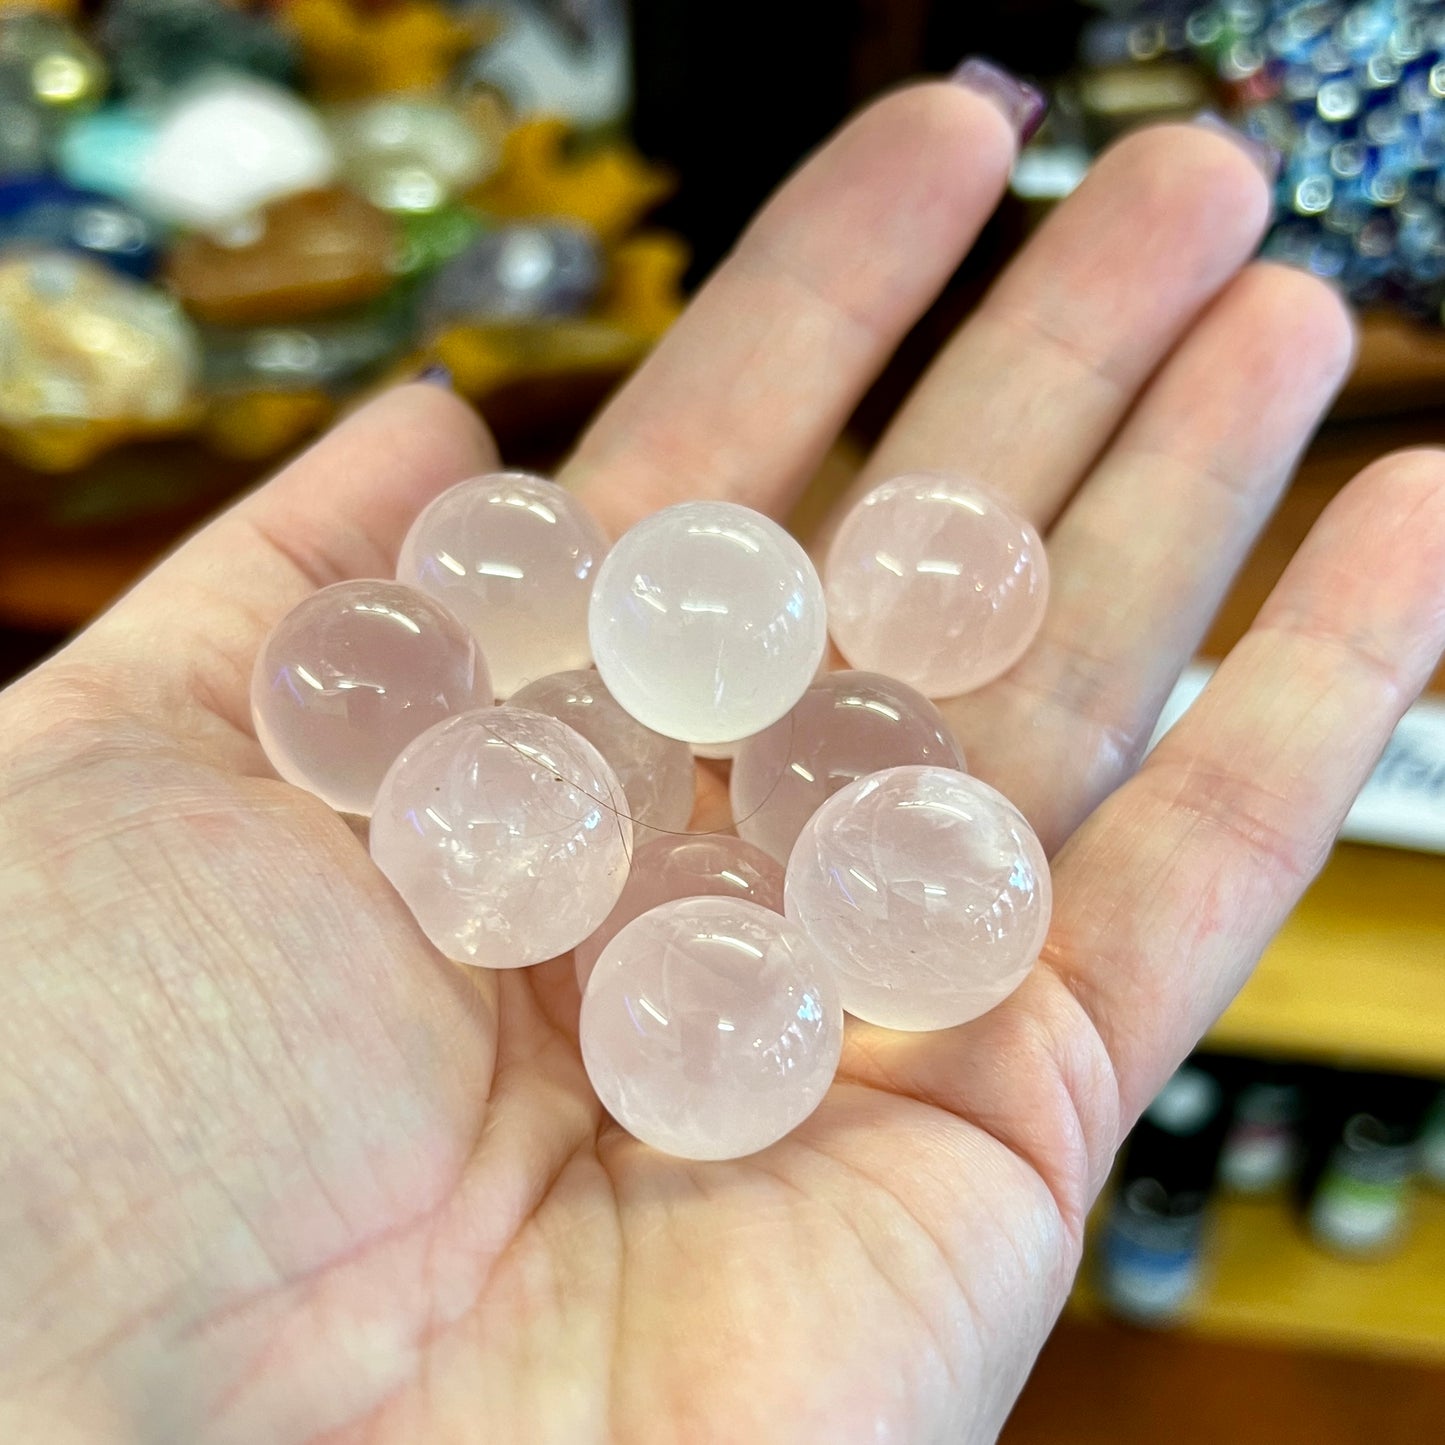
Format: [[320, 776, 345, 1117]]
[[574, 833, 785, 988], [824, 475, 1048, 699], [731, 670, 967, 863], [589, 501, 827, 745], [785, 765, 1051, 1031], [250, 578, 492, 816], [580, 896, 842, 1160], [510, 670, 695, 836], [370, 706, 632, 967], [395, 472, 609, 698]]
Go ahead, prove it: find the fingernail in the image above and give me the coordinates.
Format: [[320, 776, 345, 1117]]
[[1192, 110, 1281, 181], [415, 362, 453, 388], [950, 57, 1047, 145]]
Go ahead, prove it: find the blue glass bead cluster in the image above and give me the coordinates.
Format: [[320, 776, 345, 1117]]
[[1098, 1, 1445, 321]]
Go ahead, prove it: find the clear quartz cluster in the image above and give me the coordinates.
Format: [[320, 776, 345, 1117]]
[[250, 470, 1053, 1161]]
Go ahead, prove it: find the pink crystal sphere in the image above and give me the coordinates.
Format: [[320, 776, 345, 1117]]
[[395, 472, 609, 698], [588, 501, 827, 745], [370, 706, 632, 967], [824, 475, 1048, 698], [510, 669, 695, 836], [574, 833, 785, 988], [250, 578, 492, 816], [785, 765, 1051, 1031], [731, 670, 967, 863], [580, 896, 842, 1160]]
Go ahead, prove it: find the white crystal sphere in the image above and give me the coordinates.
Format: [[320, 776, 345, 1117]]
[[731, 670, 966, 863], [250, 578, 492, 816], [691, 737, 751, 761], [396, 472, 610, 698], [785, 765, 1050, 1031], [510, 669, 695, 836], [824, 474, 1048, 698], [580, 897, 843, 1160], [370, 707, 632, 967], [588, 501, 827, 745], [574, 833, 785, 989]]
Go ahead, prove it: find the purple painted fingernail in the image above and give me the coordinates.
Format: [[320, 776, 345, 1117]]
[[1192, 110, 1282, 182], [415, 362, 453, 388], [950, 57, 1048, 145]]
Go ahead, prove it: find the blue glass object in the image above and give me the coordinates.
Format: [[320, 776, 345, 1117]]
[[420, 223, 603, 333], [1093, 0, 1445, 320], [0, 175, 161, 278]]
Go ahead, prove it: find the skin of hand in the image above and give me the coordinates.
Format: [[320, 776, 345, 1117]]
[[1, 80, 1442, 1445]]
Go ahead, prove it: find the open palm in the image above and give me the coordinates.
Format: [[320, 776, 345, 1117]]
[[2, 84, 1442, 1445]]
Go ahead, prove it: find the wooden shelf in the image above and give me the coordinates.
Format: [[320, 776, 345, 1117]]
[[1075, 1192, 1445, 1364], [1207, 844, 1445, 1076]]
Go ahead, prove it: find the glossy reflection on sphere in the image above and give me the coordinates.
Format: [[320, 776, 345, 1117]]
[[510, 669, 695, 837], [785, 765, 1050, 1031], [731, 670, 967, 863], [370, 707, 632, 968], [574, 833, 785, 988], [580, 897, 842, 1160], [250, 578, 491, 815], [396, 472, 609, 698], [589, 501, 827, 745], [824, 475, 1048, 699]]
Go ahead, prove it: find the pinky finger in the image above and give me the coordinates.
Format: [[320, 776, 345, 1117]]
[[1046, 448, 1445, 1126]]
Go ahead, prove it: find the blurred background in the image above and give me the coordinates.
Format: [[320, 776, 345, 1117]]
[[1, 1, 1442, 1438]]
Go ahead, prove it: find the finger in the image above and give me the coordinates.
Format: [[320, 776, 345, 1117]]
[[560, 80, 1020, 536], [838, 449, 1445, 1219], [943, 262, 1356, 852], [1048, 447, 1445, 1124], [66, 383, 498, 766], [856, 120, 1276, 527]]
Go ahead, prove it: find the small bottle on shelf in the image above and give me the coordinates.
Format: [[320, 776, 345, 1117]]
[[1303, 1072, 1434, 1257], [1097, 1060, 1229, 1327], [1217, 1063, 1308, 1197], [1419, 1087, 1445, 1189]]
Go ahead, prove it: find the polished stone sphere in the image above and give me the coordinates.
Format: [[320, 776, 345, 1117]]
[[580, 896, 842, 1160], [731, 670, 966, 863], [785, 765, 1051, 1031], [691, 737, 751, 761], [396, 472, 610, 698], [369, 707, 632, 967], [824, 474, 1048, 698], [589, 500, 827, 745], [573, 833, 785, 988], [251, 578, 492, 815], [510, 669, 695, 837]]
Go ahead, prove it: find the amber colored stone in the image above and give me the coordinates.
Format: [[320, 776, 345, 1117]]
[[0, 410, 198, 471], [470, 119, 672, 241], [0, 0, 79, 15], [284, 0, 491, 101], [416, 231, 685, 400], [604, 232, 688, 337], [166, 187, 399, 325], [431, 318, 641, 398], [201, 388, 335, 460]]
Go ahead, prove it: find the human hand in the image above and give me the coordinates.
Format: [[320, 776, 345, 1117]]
[[2, 75, 1442, 1445]]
